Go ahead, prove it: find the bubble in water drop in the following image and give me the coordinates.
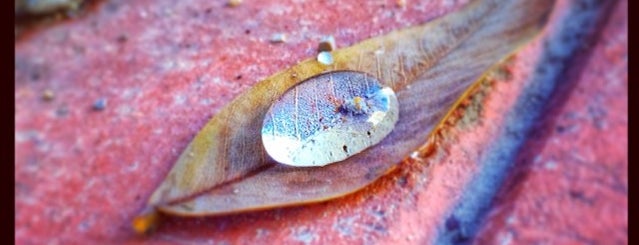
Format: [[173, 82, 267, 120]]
[[261, 70, 399, 167]]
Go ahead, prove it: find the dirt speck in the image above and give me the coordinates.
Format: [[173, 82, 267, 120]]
[[42, 89, 55, 101], [318, 35, 336, 52], [227, 0, 242, 7]]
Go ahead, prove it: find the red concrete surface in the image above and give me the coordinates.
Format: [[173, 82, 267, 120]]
[[15, 0, 626, 244], [474, 1, 627, 244]]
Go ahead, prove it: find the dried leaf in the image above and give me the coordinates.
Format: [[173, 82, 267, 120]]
[[135, 0, 553, 231]]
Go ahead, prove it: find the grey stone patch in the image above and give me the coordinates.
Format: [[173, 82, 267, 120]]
[[333, 216, 357, 237], [173, 94, 187, 105], [255, 228, 270, 238], [292, 226, 318, 245], [544, 160, 558, 170], [92, 98, 107, 111], [200, 98, 213, 106], [15, 130, 42, 143]]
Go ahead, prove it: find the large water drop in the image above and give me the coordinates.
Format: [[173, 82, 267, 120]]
[[262, 70, 399, 167]]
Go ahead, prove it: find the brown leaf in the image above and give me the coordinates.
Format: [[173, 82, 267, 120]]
[[136, 0, 553, 227]]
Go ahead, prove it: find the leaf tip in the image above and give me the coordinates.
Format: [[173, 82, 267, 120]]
[[132, 207, 162, 235]]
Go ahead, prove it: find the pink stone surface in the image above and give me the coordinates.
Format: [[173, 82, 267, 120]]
[[15, 0, 627, 244], [474, 1, 628, 244]]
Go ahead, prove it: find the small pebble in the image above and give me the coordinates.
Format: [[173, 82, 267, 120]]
[[42, 89, 55, 101], [270, 33, 287, 43], [317, 51, 334, 65], [56, 106, 69, 117], [92, 98, 107, 111], [227, 0, 242, 7], [116, 34, 127, 43], [318, 35, 336, 52]]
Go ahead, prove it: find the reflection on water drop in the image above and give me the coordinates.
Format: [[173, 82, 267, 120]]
[[262, 70, 399, 167]]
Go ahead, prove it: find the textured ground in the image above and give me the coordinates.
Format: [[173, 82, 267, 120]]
[[15, 0, 626, 244]]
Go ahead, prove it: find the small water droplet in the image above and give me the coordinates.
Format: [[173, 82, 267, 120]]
[[317, 51, 334, 65], [270, 33, 287, 43], [262, 70, 399, 167]]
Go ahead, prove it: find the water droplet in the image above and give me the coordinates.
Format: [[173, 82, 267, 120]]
[[316, 51, 334, 65], [262, 70, 399, 167], [270, 33, 287, 43]]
